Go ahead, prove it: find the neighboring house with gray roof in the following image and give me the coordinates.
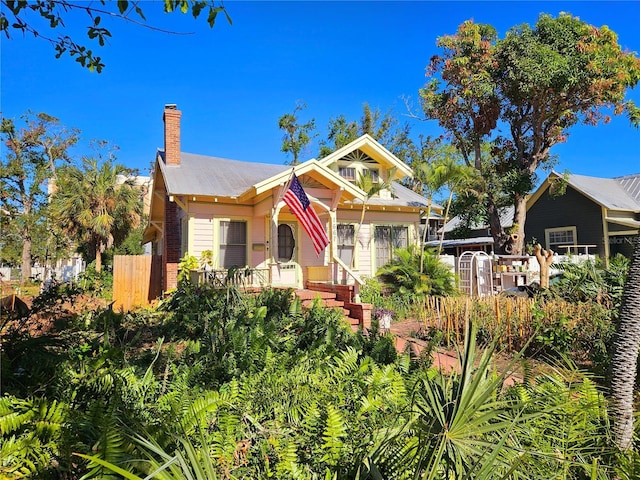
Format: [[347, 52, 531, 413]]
[[434, 170, 640, 260], [143, 105, 438, 292], [525, 171, 640, 259]]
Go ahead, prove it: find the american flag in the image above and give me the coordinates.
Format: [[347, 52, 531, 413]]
[[283, 174, 330, 255]]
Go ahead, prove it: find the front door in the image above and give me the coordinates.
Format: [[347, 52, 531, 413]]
[[274, 222, 299, 286]]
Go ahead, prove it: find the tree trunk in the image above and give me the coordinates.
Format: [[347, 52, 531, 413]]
[[350, 204, 368, 270], [511, 193, 528, 255], [437, 191, 454, 255], [486, 199, 509, 254], [610, 233, 640, 451], [420, 198, 433, 273], [534, 244, 553, 289], [21, 234, 32, 285], [95, 239, 103, 273], [20, 198, 33, 284]]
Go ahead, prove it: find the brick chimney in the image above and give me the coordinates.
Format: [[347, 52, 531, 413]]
[[163, 104, 181, 165], [162, 104, 182, 291]]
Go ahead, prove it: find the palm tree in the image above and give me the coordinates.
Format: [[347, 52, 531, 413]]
[[413, 160, 446, 273], [433, 156, 475, 255], [351, 168, 395, 270], [610, 232, 640, 451], [376, 245, 455, 296], [51, 157, 142, 273]]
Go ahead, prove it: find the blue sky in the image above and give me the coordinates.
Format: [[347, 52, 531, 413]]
[[2, 1, 639, 182]]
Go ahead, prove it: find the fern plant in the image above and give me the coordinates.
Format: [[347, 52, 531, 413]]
[[0, 396, 68, 478], [76, 433, 220, 480]]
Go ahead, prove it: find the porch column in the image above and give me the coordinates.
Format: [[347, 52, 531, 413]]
[[270, 207, 281, 265], [328, 209, 337, 283]]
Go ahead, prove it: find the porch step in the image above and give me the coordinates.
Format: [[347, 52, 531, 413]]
[[295, 289, 363, 330], [295, 289, 337, 302], [299, 298, 350, 317]]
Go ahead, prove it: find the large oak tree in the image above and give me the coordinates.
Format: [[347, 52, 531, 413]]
[[421, 14, 640, 254], [0, 113, 78, 283]]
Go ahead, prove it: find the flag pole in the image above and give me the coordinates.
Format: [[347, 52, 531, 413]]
[[274, 166, 296, 207], [271, 167, 296, 264]]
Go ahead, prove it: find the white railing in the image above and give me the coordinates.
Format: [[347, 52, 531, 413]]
[[195, 267, 271, 288]]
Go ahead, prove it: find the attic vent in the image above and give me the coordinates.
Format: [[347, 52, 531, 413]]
[[341, 149, 373, 163]]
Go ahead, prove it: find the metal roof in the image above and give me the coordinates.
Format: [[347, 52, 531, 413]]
[[158, 151, 289, 197], [342, 181, 436, 208], [425, 236, 494, 248], [362, 181, 437, 208], [158, 150, 432, 208], [615, 173, 640, 205], [566, 173, 640, 211], [441, 206, 514, 233]]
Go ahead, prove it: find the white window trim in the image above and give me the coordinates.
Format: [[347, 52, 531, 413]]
[[180, 215, 189, 258], [372, 223, 412, 270], [337, 161, 384, 190], [544, 226, 577, 252], [277, 222, 298, 264], [214, 217, 251, 269], [337, 222, 357, 269]]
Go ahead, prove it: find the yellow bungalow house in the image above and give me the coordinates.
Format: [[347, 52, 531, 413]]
[[143, 105, 437, 300]]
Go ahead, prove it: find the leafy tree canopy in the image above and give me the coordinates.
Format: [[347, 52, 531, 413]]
[[278, 101, 317, 165], [0, 0, 231, 72], [318, 103, 415, 160], [0, 112, 78, 282], [421, 13, 640, 254], [50, 152, 143, 272]]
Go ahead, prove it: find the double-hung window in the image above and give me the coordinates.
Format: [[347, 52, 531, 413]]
[[337, 224, 355, 266], [375, 225, 408, 269], [219, 220, 247, 268]]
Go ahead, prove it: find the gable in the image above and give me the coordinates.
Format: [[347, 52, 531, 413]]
[[249, 159, 363, 202], [318, 134, 413, 181], [528, 171, 640, 212]]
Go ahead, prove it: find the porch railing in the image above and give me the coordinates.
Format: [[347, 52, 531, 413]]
[[192, 267, 271, 289]]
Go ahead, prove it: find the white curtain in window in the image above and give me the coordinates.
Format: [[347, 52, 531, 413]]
[[337, 224, 355, 265], [220, 221, 247, 268], [375, 225, 408, 268]]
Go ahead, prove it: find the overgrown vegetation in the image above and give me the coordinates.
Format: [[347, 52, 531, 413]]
[[1, 273, 637, 479]]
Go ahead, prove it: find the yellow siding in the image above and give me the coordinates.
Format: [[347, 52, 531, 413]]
[[192, 215, 213, 258]]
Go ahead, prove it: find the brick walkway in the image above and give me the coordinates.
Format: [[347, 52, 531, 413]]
[[388, 318, 522, 384]]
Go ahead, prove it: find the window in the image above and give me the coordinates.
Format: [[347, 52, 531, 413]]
[[368, 168, 379, 183], [339, 167, 356, 182], [375, 225, 408, 268], [180, 217, 188, 257], [337, 224, 355, 265], [545, 226, 577, 252], [278, 224, 295, 262], [220, 220, 247, 268]]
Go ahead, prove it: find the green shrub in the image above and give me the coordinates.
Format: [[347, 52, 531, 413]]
[[75, 263, 113, 299], [376, 245, 456, 297]]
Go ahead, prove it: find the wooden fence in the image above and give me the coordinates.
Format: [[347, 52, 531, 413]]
[[112, 255, 162, 311]]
